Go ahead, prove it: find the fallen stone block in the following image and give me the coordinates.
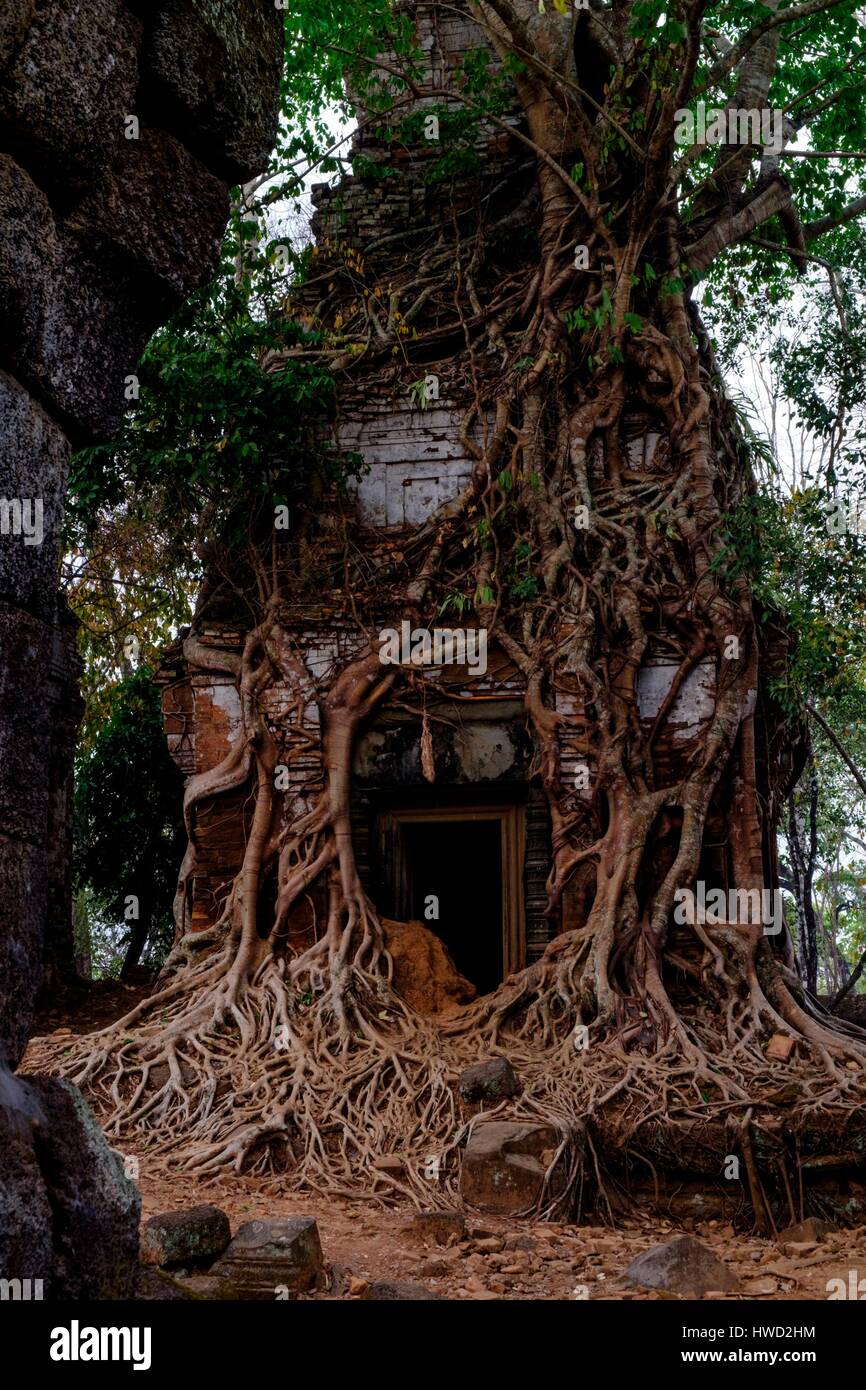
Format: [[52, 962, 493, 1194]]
[[624, 1234, 740, 1296], [457, 1057, 520, 1105], [766, 1033, 795, 1061], [141, 1204, 230, 1268], [460, 1119, 565, 1214], [210, 1217, 324, 1299], [777, 1216, 834, 1245]]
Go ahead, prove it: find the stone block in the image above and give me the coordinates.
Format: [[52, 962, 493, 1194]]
[[0, 156, 153, 440], [460, 1120, 565, 1214], [0, 1075, 141, 1297], [766, 1032, 795, 1061], [66, 126, 228, 301], [141, 0, 283, 183], [37, 232, 157, 440], [777, 1216, 834, 1245], [0, 832, 46, 1066], [27, 1076, 141, 1298], [211, 1217, 324, 1299], [0, 1071, 53, 1279], [141, 1204, 231, 1267], [0, 1, 34, 80], [0, 604, 54, 842], [624, 1234, 740, 1296], [457, 1057, 520, 1105], [0, 370, 69, 619], [0, 156, 56, 378], [0, 0, 142, 197]]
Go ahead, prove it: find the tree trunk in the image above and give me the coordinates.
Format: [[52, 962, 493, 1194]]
[[119, 895, 150, 981], [787, 747, 820, 995]]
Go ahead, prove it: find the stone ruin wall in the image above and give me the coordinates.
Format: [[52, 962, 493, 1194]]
[[0, 0, 282, 1296], [0, 0, 281, 1068], [159, 397, 720, 961]]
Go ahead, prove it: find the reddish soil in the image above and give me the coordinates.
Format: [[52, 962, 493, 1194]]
[[33, 980, 866, 1301], [34, 976, 154, 1036], [132, 1165, 866, 1300]]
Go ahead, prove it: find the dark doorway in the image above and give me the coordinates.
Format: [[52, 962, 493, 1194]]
[[401, 818, 503, 995], [374, 802, 526, 995]]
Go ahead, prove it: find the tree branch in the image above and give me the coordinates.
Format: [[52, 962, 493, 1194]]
[[749, 236, 847, 327], [684, 178, 793, 273], [804, 193, 866, 241], [807, 702, 866, 800], [702, 0, 853, 93], [831, 947, 866, 1009]]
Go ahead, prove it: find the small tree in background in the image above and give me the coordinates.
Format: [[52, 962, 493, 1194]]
[[73, 669, 185, 979]]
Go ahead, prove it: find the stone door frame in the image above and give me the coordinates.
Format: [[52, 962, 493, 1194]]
[[376, 803, 527, 980]]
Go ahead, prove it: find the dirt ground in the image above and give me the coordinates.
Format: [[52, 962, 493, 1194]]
[[34, 980, 866, 1302], [129, 1166, 866, 1301]]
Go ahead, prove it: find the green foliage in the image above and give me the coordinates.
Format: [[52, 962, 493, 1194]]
[[408, 377, 434, 409], [423, 144, 483, 185], [439, 591, 472, 617], [69, 206, 339, 554], [712, 487, 866, 714], [507, 538, 538, 601], [65, 201, 354, 742], [277, 0, 418, 198], [74, 669, 185, 977]]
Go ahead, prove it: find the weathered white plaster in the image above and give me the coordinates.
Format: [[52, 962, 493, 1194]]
[[456, 722, 516, 781], [208, 680, 242, 742], [340, 400, 479, 526], [636, 658, 716, 739]]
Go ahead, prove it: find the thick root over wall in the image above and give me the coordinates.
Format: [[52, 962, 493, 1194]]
[[27, 277, 866, 1228]]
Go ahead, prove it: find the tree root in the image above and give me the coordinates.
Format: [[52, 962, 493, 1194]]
[[26, 912, 866, 1224]]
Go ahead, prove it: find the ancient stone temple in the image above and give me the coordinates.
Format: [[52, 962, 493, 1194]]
[[157, 0, 737, 1004]]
